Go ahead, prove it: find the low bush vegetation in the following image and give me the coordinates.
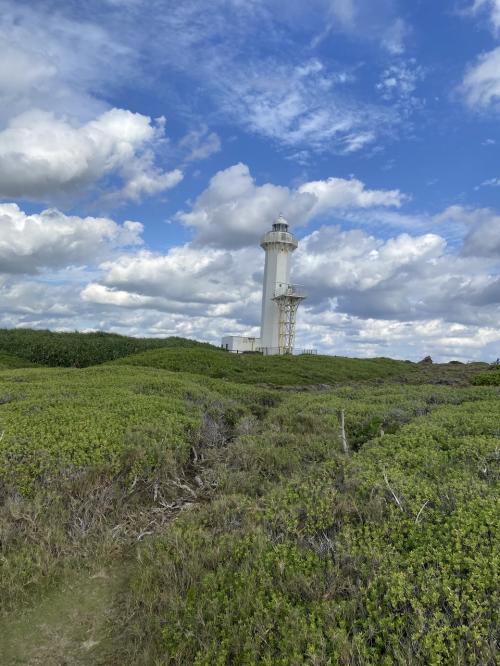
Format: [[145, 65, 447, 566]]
[[0, 328, 216, 367], [0, 337, 498, 665], [472, 369, 500, 386], [115, 385, 499, 666], [0, 353, 37, 370], [111, 347, 418, 385]]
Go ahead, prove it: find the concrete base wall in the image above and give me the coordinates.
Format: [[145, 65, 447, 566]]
[[221, 336, 261, 353]]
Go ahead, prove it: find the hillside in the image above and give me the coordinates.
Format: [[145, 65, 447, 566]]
[[0, 335, 498, 665], [111, 346, 419, 385], [0, 353, 37, 370], [0, 328, 215, 367]]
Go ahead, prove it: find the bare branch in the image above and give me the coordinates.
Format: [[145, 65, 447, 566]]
[[383, 470, 404, 511], [415, 499, 430, 524], [338, 409, 349, 454]]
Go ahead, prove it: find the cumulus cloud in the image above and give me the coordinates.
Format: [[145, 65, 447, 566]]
[[73, 208, 500, 360], [0, 0, 419, 164], [177, 163, 405, 248], [0, 1, 131, 123], [94, 244, 260, 308], [298, 177, 405, 215], [0, 203, 143, 274], [0, 4, 182, 205], [295, 226, 444, 295], [0, 109, 182, 202], [0, 204, 498, 361], [461, 46, 500, 108], [300, 308, 500, 361], [436, 205, 500, 257]]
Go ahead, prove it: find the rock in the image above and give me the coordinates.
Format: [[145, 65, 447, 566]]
[[418, 355, 433, 364]]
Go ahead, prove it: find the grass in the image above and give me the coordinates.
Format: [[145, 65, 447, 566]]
[[110, 347, 417, 385], [0, 332, 498, 665], [0, 353, 37, 370]]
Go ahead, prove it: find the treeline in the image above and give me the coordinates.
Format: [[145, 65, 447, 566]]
[[0, 328, 216, 367]]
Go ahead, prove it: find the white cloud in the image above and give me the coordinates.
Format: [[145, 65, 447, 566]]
[[95, 245, 259, 306], [0, 3, 183, 206], [329, 0, 357, 29], [0, 109, 182, 202], [2, 205, 500, 361], [179, 125, 221, 162], [177, 164, 297, 248], [298, 177, 405, 215], [479, 176, 500, 186], [300, 309, 500, 361], [73, 220, 500, 360], [0, 0, 417, 162], [461, 46, 500, 108], [375, 60, 425, 115], [381, 18, 408, 55], [436, 205, 500, 257], [295, 226, 445, 294], [308, 2, 407, 55], [211, 57, 392, 154], [0, 2, 132, 123], [469, 0, 500, 33], [0, 203, 143, 274], [177, 163, 406, 248]]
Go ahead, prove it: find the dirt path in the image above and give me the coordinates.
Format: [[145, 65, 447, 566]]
[[0, 568, 124, 666]]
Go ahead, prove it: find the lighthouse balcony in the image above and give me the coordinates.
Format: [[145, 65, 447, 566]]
[[273, 283, 306, 299], [259, 230, 298, 249]]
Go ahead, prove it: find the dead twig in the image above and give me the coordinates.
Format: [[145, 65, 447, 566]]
[[415, 499, 430, 524], [137, 530, 154, 541], [172, 479, 197, 498], [338, 409, 349, 454], [382, 470, 404, 511]]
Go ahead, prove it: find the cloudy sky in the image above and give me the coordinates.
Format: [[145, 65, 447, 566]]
[[1, 0, 500, 360]]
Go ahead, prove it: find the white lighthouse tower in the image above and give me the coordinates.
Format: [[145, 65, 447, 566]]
[[221, 215, 306, 355], [259, 215, 305, 354]]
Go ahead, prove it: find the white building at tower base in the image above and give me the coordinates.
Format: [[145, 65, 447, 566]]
[[221, 335, 260, 353]]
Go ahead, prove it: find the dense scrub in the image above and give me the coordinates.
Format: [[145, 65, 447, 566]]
[[0, 345, 498, 665], [472, 368, 500, 386], [116, 385, 499, 666], [0, 329, 216, 367], [0, 364, 276, 615], [111, 347, 417, 385]]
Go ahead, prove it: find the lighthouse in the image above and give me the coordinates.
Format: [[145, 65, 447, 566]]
[[221, 215, 306, 355], [259, 215, 305, 354]]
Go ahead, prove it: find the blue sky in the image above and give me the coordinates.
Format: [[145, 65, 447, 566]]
[[1, 0, 500, 360]]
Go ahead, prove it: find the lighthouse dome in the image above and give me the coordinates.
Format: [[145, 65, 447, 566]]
[[260, 215, 298, 250]]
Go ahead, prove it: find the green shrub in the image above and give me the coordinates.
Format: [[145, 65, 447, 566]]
[[472, 370, 500, 386], [0, 329, 217, 367], [0, 353, 36, 370], [112, 347, 416, 386], [1, 352, 498, 665]]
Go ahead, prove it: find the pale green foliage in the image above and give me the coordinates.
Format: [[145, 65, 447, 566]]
[[0, 345, 498, 665]]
